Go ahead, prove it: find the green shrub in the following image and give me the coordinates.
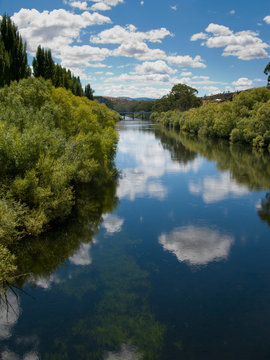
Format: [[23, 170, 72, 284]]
[[0, 78, 119, 246]]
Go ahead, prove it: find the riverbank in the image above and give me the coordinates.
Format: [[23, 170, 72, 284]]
[[0, 77, 120, 284], [150, 87, 270, 150]]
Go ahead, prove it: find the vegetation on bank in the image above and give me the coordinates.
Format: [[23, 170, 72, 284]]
[[151, 87, 270, 149], [0, 77, 119, 283]]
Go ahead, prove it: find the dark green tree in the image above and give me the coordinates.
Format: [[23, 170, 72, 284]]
[[44, 49, 55, 80], [264, 62, 270, 86], [32, 45, 45, 78], [33, 45, 55, 79], [0, 14, 30, 86], [153, 83, 201, 112], [84, 83, 94, 100]]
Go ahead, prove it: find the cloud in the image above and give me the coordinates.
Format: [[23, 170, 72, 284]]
[[230, 9, 236, 15], [140, 1, 144, 5], [264, 15, 270, 24], [116, 130, 202, 201], [59, 45, 111, 68], [189, 172, 249, 203], [191, 23, 269, 60], [69, 1, 88, 10], [225, 86, 234, 92], [158, 226, 234, 265], [167, 55, 206, 68], [91, 2, 111, 11], [134, 60, 177, 75], [102, 214, 124, 234], [181, 71, 192, 76], [1, 349, 39, 360], [231, 77, 253, 91], [90, 0, 124, 6], [170, 5, 177, 11], [31, 273, 62, 289], [94, 83, 169, 98], [90, 24, 173, 44], [206, 23, 233, 36], [113, 41, 167, 61], [12, 8, 111, 54], [105, 344, 141, 360], [190, 32, 209, 41], [69, 242, 94, 265], [202, 86, 221, 95]]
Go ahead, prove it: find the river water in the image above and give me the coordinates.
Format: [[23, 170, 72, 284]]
[[1, 119, 270, 359]]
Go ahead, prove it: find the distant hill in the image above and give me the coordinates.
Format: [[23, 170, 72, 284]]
[[94, 95, 155, 112], [120, 96, 156, 101]]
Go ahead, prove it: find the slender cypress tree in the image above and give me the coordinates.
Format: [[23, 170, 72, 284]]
[[33, 45, 46, 78], [264, 62, 270, 86], [85, 83, 94, 100], [0, 14, 30, 86]]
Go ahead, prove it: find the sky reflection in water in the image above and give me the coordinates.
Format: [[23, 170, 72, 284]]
[[2, 120, 270, 359]]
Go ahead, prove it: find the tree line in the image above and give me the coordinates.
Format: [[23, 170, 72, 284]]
[[0, 14, 94, 99], [151, 87, 270, 149]]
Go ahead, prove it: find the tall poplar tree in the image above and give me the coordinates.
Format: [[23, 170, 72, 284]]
[[85, 83, 94, 100], [33, 45, 55, 79], [0, 14, 30, 87], [264, 62, 270, 86]]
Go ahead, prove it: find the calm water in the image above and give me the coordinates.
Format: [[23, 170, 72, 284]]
[[1, 119, 270, 359]]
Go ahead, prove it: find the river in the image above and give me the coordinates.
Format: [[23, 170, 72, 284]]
[[1, 119, 270, 359]]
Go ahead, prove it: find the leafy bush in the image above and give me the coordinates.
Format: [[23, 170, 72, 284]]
[[0, 77, 119, 246]]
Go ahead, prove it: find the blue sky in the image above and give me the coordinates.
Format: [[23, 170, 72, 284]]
[[1, 0, 270, 98]]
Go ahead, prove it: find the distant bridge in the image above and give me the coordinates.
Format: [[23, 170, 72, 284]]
[[120, 111, 152, 120]]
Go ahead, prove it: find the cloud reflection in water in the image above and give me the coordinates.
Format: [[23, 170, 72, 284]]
[[102, 214, 124, 234], [105, 344, 142, 360], [159, 226, 234, 265], [189, 172, 249, 203], [117, 131, 203, 201]]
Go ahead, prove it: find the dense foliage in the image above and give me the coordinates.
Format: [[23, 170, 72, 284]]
[[0, 14, 31, 87], [151, 87, 270, 149], [0, 77, 119, 281], [153, 84, 202, 113]]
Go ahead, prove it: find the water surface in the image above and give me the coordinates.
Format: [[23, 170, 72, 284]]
[[1, 119, 270, 359]]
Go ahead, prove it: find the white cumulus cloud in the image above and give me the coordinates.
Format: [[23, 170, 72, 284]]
[[232, 77, 253, 91], [12, 8, 111, 54], [191, 23, 269, 60], [167, 55, 206, 68], [90, 24, 173, 44], [135, 60, 177, 75], [264, 15, 270, 24], [69, 1, 88, 10]]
